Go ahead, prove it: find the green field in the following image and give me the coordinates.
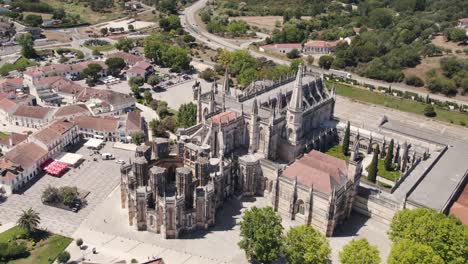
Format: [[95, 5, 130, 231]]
[[0, 226, 72, 264], [330, 82, 468, 126]]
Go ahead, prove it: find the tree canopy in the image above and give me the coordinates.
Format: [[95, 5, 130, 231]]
[[283, 225, 331, 264], [177, 102, 197, 128], [238, 206, 283, 263], [339, 239, 380, 264], [105, 57, 126, 76], [16, 33, 36, 59], [144, 34, 191, 72], [388, 208, 468, 264], [387, 239, 444, 264]]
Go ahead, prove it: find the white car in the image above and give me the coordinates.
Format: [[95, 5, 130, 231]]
[[115, 159, 125, 164]]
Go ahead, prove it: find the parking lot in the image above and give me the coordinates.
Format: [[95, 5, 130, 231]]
[[0, 141, 135, 237]]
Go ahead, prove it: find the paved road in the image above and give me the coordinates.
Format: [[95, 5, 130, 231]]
[[180, 0, 468, 106]]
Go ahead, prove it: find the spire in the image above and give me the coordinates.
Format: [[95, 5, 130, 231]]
[[222, 92, 226, 112], [218, 125, 224, 157], [331, 81, 336, 98], [252, 98, 258, 116], [223, 68, 230, 95], [288, 64, 304, 111], [211, 81, 217, 94]]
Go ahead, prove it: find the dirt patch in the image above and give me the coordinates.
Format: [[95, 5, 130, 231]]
[[43, 30, 72, 43], [432, 35, 466, 52], [403, 54, 468, 83], [229, 16, 283, 31]]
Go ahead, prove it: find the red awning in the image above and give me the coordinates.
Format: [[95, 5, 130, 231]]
[[44, 161, 68, 176]]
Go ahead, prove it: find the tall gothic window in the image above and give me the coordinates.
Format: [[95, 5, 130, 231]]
[[296, 200, 305, 215]]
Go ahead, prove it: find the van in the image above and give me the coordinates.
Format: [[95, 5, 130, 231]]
[[101, 153, 114, 160]]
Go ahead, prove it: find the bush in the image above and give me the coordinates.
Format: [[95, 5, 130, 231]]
[[423, 105, 436, 117], [198, 68, 216, 82], [286, 49, 301, 59], [405, 75, 425, 87], [57, 251, 70, 264], [318, 55, 334, 70]]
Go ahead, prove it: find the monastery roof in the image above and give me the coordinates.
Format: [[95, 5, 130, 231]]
[[282, 150, 348, 194], [261, 43, 302, 49], [4, 142, 48, 168], [126, 111, 142, 134], [32, 120, 75, 145], [449, 183, 468, 225], [304, 40, 338, 48], [0, 132, 28, 147], [209, 111, 239, 125], [54, 104, 90, 118], [0, 98, 17, 113], [74, 115, 119, 132], [13, 105, 54, 119], [108, 51, 145, 65]]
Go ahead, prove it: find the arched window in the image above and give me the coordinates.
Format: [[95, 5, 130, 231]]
[[296, 200, 305, 215]]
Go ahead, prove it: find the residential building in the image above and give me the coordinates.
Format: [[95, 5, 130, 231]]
[[126, 61, 154, 80], [458, 18, 468, 28], [74, 115, 121, 141], [303, 40, 338, 54], [259, 43, 302, 54], [53, 104, 91, 120], [0, 132, 28, 152], [107, 51, 145, 66], [29, 119, 80, 156], [10, 105, 55, 128]]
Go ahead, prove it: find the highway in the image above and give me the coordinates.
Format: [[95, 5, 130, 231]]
[[180, 0, 468, 105]]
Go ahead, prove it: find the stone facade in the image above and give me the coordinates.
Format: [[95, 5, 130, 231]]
[[121, 65, 362, 238]]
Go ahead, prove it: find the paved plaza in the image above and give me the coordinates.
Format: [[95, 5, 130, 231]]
[[0, 142, 135, 237]]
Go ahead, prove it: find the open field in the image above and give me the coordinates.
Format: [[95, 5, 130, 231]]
[[23, 11, 52, 20], [229, 16, 282, 31], [0, 226, 72, 264], [43, 30, 72, 43], [403, 53, 467, 84], [44, 0, 127, 24], [432, 35, 467, 52], [332, 82, 468, 126]]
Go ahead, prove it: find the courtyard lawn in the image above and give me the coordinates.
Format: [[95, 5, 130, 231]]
[[329, 82, 468, 126], [366, 160, 401, 182], [0, 226, 72, 264], [324, 145, 350, 161]]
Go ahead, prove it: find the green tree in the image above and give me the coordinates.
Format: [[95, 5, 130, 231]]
[[147, 74, 161, 87], [16, 33, 36, 58], [177, 102, 197, 128], [159, 15, 181, 32], [387, 239, 443, 264], [115, 38, 134, 53], [156, 101, 169, 119], [149, 119, 167, 138], [57, 251, 70, 264], [144, 90, 153, 104], [81, 64, 103, 86], [446, 28, 467, 42], [339, 238, 380, 264], [58, 186, 79, 205], [384, 139, 394, 171], [128, 24, 135, 31], [367, 145, 379, 183], [318, 55, 334, 69], [105, 57, 126, 76], [41, 185, 59, 203], [388, 208, 468, 264], [129, 76, 145, 87], [17, 208, 40, 236], [23, 14, 43, 27], [286, 49, 301, 59], [283, 225, 331, 264], [342, 121, 350, 156], [100, 27, 108, 36], [76, 238, 83, 249], [131, 132, 145, 145], [369, 8, 394, 28], [161, 116, 177, 132], [238, 207, 283, 263], [423, 105, 436, 117], [52, 8, 66, 20], [198, 68, 217, 82]]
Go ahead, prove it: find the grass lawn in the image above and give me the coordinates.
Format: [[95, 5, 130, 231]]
[[324, 145, 350, 161], [0, 132, 9, 140], [366, 160, 401, 182], [0, 226, 72, 264], [329, 82, 468, 126], [0, 57, 38, 76]]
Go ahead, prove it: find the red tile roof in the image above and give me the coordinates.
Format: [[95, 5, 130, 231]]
[[54, 104, 90, 118], [304, 40, 338, 48], [450, 183, 468, 225], [126, 111, 142, 134], [282, 150, 348, 194], [32, 120, 75, 146], [13, 105, 54, 119], [0, 132, 28, 147], [261, 43, 302, 49], [0, 98, 17, 113], [209, 111, 239, 125], [108, 51, 145, 65], [4, 142, 48, 168], [74, 115, 119, 132]]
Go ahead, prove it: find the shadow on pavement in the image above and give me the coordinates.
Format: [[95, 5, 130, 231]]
[[333, 212, 371, 237]]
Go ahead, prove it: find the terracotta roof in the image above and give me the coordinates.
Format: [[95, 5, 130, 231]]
[[134, 61, 152, 69], [4, 142, 48, 168], [32, 120, 75, 146], [209, 111, 239, 125], [108, 51, 145, 65], [261, 43, 302, 49], [0, 98, 17, 113], [13, 105, 54, 119], [304, 40, 338, 48], [33, 76, 63, 87], [449, 183, 468, 225], [282, 150, 348, 194], [127, 67, 146, 74], [25, 61, 107, 77], [126, 111, 142, 134], [0, 78, 23, 93], [76, 88, 135, 107], [0, 132, 28, 147], [459, 18, 468, 23], [54, 104, 90, 118], [74, 115, 119, 132]]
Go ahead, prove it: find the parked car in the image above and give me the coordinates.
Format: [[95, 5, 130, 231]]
[[101, 153, 114, 160]]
